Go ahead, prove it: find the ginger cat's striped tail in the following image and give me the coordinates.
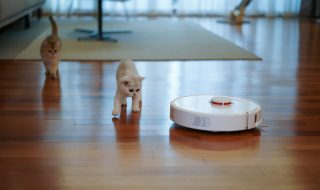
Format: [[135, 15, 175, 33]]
[[49, 15, 58, 36]]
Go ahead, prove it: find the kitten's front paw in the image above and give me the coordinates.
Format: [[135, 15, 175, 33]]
[[50, 73, 57, 79], [112, 109, 120, 116], [132, 106, 140, 112]]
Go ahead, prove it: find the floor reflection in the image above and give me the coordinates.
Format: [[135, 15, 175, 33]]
[[41, 74, 61, 114], [169, 124, 260, 151], [112, 104, 142, 141]]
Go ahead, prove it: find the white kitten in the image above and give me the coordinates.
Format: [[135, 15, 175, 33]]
[[112, 59, 145, 116]]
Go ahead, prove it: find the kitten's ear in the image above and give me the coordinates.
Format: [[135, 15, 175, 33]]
[[120, 77, 130, 86], [43, 41, 48, 46], [139, 76, 145, 81]]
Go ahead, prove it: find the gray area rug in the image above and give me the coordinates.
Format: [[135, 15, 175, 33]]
[[1, 19, 260, 61]]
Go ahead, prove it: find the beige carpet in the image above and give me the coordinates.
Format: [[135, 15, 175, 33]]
[[2, 19, 260, 61]]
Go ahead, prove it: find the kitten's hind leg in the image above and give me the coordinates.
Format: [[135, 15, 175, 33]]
[[44, 62, 50, 75], [139, 93, 142, 103]]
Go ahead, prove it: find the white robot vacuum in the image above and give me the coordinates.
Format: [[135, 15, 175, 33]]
[[170, 95, 262, 132]]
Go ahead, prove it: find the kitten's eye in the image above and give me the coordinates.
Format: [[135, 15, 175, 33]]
[[129, 89, 134, 92], [136, 89, 140, 92], [54, 50, 57, 53], [48, 50, 52, 53]]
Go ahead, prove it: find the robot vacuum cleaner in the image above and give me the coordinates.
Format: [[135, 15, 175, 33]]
[[170, 95, 262, 132]]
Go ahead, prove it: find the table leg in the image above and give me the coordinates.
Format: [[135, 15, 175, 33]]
[[75, 0, 131, 42]]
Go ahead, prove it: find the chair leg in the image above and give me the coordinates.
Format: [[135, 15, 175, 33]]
[[36, 8, 42, 20], [122, 2, 130, 19], [24, 14, 30, 29], [172, 0, 179, 15], [67, 0, 74, 17]]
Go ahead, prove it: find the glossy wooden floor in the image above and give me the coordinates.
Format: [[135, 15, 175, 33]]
[[0, 17, 320, 189]]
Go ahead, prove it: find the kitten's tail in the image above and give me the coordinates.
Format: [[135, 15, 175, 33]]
[[49, 15, 58, 36]]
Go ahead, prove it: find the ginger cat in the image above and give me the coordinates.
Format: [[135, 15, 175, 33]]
[[40, 16, 61, 79]]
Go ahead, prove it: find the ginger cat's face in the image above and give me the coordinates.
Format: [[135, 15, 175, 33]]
[[42, 40, 61, 59]]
